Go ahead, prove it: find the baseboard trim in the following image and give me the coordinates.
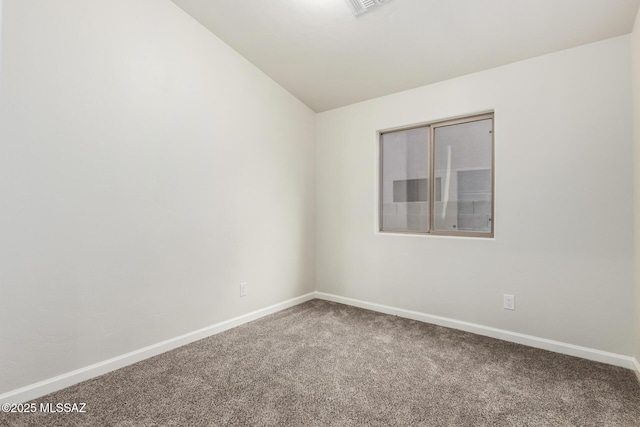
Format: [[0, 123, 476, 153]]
[[634, 358, 640, 383], [315, 292, 635, 370], [0, 292, 315, 405]]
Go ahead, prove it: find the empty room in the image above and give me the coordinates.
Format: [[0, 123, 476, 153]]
[[1, 0, 640, 425]]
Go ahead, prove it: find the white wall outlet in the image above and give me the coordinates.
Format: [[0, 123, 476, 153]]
[[240, 282, 247, 297], [503, 294, 515, 310]]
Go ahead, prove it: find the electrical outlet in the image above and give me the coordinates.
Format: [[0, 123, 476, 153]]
[[503, 294, 515, 310], [240, 282, 247, 297]]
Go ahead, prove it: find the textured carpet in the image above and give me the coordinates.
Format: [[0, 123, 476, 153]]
[[2, 299, 639, 426]]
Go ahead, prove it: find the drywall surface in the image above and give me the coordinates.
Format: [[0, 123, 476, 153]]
[[632, 7, 640, 365], [316, 36, 634, 355], [0, 0, 3, 81], [0, 0, 315, 394]]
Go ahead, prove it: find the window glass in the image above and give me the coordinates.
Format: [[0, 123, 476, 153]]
[[380, 127, 429, 232], [433, 118, 493, 233]]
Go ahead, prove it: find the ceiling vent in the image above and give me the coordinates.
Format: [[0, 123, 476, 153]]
[[345, 0, 386, 16]]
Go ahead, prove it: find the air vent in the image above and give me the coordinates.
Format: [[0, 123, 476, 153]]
[[345, 0, 386, 16]]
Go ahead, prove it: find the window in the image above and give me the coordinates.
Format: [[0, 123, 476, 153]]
[[379, 113, 494, 237]]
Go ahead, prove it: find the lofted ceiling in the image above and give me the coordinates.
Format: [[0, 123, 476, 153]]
[[171, 0, 640, 112]]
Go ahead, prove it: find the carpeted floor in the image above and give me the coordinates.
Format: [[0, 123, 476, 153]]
[[2, 299, 639, 426]]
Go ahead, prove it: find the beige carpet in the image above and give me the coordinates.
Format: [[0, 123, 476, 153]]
[[2, 299, 639, 426]]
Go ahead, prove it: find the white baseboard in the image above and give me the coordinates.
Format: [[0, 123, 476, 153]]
[[634, 358, 640, 383], [0, 292, 315, 405], [315, 292, 636, 370]]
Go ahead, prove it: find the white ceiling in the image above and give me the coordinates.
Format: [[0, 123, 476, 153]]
[[171, 0, 640, 112]]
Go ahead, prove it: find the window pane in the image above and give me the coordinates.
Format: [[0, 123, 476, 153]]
[[381, 127, 429, 232], [433, 119, 493, 233]]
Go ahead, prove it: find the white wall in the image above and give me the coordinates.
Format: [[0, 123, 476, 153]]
[[0, 0, 3, 82], [632, 7, 640, 369], [0, 0, 315, 394], [316, 36, 634, 355]]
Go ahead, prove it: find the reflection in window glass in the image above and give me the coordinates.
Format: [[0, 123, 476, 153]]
[[433, 119, 493, 233], [380, 128, 429, 232]]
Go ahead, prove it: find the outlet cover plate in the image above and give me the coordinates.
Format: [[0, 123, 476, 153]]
[[503, 294, 515, 310]]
